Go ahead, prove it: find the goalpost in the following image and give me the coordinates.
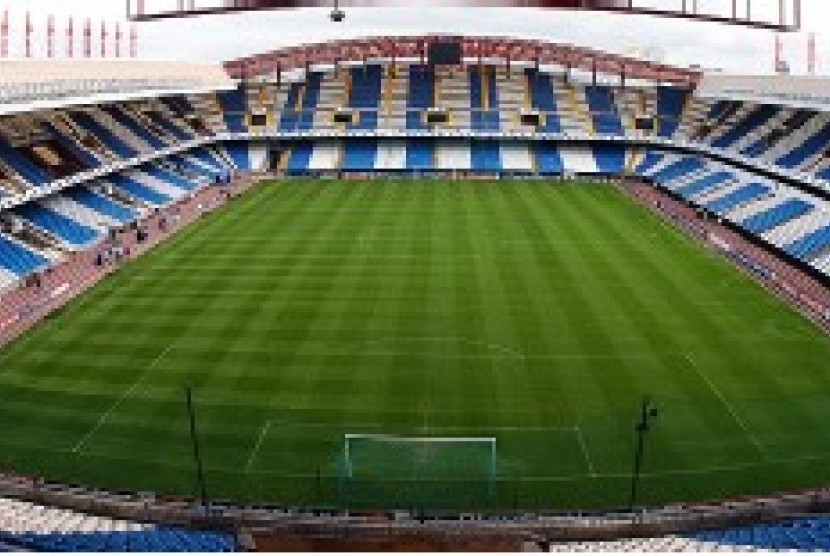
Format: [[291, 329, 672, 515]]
[[340, 434, 497, 507]]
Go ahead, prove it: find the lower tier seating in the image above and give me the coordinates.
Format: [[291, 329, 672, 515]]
[[0, 496, 234, 552]]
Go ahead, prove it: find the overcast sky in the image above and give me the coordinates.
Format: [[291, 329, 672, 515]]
[[0, 0, 827, 75]]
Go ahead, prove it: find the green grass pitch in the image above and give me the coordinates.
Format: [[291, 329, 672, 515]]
[[2, 179, 830, 510]]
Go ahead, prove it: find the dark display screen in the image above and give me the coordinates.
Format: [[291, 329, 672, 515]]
[[428, 42, 463, 65]]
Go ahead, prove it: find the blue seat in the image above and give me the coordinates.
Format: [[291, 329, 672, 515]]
[[650, 157, 706, 185], [405, 139, 433, 171], [704, 183, 770, 214], [674, 171, 733, 199], [68, 187, 137, 223], [470, 140, 501, 172], [15, 204, 98, 246], [527, 69, 562, 133], [742, 198, 813, 234], [785, 224, 830, 259], [348, 66, 383, 131], [217, 88, 248, 133], [342, 139, 378, 171], [593, 145, 625, 174], [110, 174, 172, 205], [584, 86, 624, 135], [535, 142, 563, 174], [70, 112, 138, 159], [0, 234, 48, 276], [287, 141, 314, 173]]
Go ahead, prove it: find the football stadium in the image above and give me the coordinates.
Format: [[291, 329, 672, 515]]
[[3, 0, 830, 551]]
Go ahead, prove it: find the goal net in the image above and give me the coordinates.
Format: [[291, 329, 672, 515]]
[[339, 434, 497, 508]]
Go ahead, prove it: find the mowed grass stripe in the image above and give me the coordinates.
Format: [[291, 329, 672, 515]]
[[0, 180, 829, 509]]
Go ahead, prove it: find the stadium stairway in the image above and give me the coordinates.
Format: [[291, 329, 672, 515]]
[[559, 144, 598, 174], [500, 142, 534, 173], [435, 140, 471, 171], [374, 140, 407, 171], [0, 267, 16, 293], [307, 141, 340, 172]]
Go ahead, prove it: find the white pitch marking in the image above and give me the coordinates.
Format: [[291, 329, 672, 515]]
[[245, 420, 272, 473], [71, 341, 177, 454], [684, 352, 769, 460], [574, 425, 596, 477]]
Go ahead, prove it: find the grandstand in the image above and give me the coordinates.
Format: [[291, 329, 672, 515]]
[[3, 1, 830, 551]]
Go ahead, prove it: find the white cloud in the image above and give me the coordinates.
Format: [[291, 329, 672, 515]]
[[0, 0, 826, 75]]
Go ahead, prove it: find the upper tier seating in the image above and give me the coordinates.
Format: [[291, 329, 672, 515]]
[[584, 85, 624, 136], [69, 112, 139, 159], [527, 70, 562, 133], [407, 65, 434, 130], [348, 66, 383, 131], [655, 86, 687, 138], [217, 88, 248, 133], [711, 105, 779, 149]]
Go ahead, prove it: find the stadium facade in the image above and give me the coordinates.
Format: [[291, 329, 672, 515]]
[[3, 33, 830, 551]]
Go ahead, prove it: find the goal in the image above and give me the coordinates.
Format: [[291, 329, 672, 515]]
[[339, 434, 497, 508]]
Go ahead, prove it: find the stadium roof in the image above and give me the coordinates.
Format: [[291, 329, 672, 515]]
[[128, 0, 801, 31], [224, 35, 700, 85]]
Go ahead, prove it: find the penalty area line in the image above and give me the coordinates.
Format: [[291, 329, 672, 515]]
[[574, 425, 596, 478], [245, 420, 272, 473], [683, 352, 769, 461], [71, 341, 177, 454]]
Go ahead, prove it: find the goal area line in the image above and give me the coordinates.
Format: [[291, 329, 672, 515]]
[[344, 433, 496, 443]]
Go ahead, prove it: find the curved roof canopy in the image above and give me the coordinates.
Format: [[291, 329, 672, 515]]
[[128, 0, 800, 31], [224, 35, 701, 85]]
